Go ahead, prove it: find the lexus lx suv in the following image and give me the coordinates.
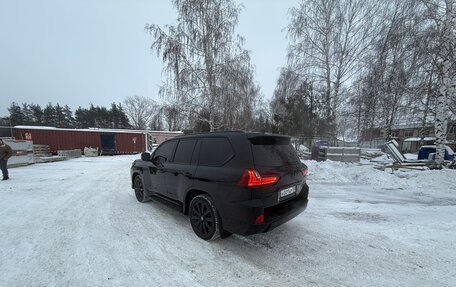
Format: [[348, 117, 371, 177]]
[[130, 131, 309, 240]]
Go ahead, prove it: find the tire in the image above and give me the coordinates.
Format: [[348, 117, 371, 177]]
[[133, 175, 150, 203], [189, 194, 221, 241]]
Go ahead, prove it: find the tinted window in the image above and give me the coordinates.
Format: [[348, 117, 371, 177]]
[[173, 139, 197, 165], [154, 140, 177, 162], [251, 137, 299, 166], [198, 138, 234, 166]]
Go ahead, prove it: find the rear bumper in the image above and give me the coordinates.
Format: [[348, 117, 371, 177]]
[[243, 195, 308, 235], [222, 183, 309, 236]]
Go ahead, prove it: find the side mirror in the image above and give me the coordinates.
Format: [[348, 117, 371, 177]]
[[153, 155, 167, 166], [141, 152, 151, 161]]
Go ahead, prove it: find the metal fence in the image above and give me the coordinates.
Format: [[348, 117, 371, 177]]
[[309, 146, 361, 162], [326, 147, 361, 162]]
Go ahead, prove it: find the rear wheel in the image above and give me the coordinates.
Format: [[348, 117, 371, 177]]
[[189, 195, 220, 240], [133, 175, 150, 203]]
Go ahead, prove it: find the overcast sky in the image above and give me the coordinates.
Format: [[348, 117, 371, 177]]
[[0, 0, 298, 117]]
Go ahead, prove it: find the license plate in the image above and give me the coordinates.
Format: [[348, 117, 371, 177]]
[[280, 186, 296, 198]]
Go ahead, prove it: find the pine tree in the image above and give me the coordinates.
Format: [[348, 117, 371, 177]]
[[43, 103, 56, 126], [29, 104, 44, 124], [62, 105, 75, 128], [110, 103, 131, 129], [8, 102, 25, 126], [22, 104, 34, 125], [54, 104, 67, 128]]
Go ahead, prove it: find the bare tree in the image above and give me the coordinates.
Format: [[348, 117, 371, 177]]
[[353, 0, 436, 141], [146, 0, 243, 131], [123, 95, 159, 130], [217, 50, 261, 130], [286, 0, 455, 163], [162, 104, 183, 131], [287, 0, 380, 138], [379, 1, 422, 138]]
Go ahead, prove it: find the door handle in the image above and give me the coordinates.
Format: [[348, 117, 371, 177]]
[[183, 172, 192, 177]]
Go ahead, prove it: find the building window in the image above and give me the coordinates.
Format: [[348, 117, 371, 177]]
[[404, 130, 414, 137]]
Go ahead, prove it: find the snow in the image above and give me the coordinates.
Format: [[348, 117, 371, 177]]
[[403, 153, 418, 160], [306, 159, 455, 191], [403, 137, 436, 142], [298, 144, 309, 152], [1, 156, 456, 286]]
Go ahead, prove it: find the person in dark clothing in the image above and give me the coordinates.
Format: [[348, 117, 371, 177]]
[[0, 138, 13, 180]]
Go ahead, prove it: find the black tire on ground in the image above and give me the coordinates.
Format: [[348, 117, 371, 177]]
[[189, 194, 221, 241], [133, 175, 150, 203]]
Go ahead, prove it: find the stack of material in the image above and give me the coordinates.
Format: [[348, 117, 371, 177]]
[[4, 139, 34, 167], [33, 145, 52, 157], [84, 147, 99, 157], [361, 148, 384, 160], [33, 144, 65, 163], [57, 149, 82, 158], [310, 146, 361, 162], [326, 147, 361, 162]]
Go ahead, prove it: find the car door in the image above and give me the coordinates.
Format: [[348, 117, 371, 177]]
[[164, 139, 199, 201], [147, 140, 177, 195]]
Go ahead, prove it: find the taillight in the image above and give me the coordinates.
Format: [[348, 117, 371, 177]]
[[302, 168, 308, 176], [255, 214, 264, 224], [239, 169, 279, 187]]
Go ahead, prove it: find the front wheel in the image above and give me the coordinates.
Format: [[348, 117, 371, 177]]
[[189, 195, 221, 241], [133, 175, 150, 203]]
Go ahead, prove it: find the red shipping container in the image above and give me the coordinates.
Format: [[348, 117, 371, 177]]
[[13, 126, 182, 155]]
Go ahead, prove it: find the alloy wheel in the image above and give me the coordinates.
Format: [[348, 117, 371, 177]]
[[134, 176, 144, 202], [190, 197, 216, 239]]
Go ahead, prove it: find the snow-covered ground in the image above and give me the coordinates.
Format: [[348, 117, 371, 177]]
[[1, 156, 455, 287]]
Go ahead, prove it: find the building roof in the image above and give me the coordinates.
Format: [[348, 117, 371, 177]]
[[14, 125, 183, 135]]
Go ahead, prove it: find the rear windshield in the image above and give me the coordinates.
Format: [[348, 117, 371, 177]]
[[250, 136, 300, 166]]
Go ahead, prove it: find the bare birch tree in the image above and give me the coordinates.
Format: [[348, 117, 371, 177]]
[[217, 50, 261, 130], [287, 0, 380, 139], [353, 0, 441, 143], [162, 104, 183, 131], [427, 0, 455, 165], [146, 0, 244, 131]]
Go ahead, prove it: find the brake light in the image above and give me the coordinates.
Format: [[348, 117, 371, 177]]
[[239, 169, 279, 187], [302, 168, 308, 176], [255, 214, 264, 224]]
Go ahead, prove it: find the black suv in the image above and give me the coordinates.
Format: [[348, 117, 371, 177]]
[[130, 131, 309, 240]]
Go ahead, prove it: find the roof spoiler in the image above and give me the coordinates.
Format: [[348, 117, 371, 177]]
[[247, 134, 291, 145]]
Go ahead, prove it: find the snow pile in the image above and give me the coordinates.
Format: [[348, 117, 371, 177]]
[[370, 153, 392, 162], [303, 159, 456, 191], [361, 148, 384, 159], [297, 144, 309, 152]]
